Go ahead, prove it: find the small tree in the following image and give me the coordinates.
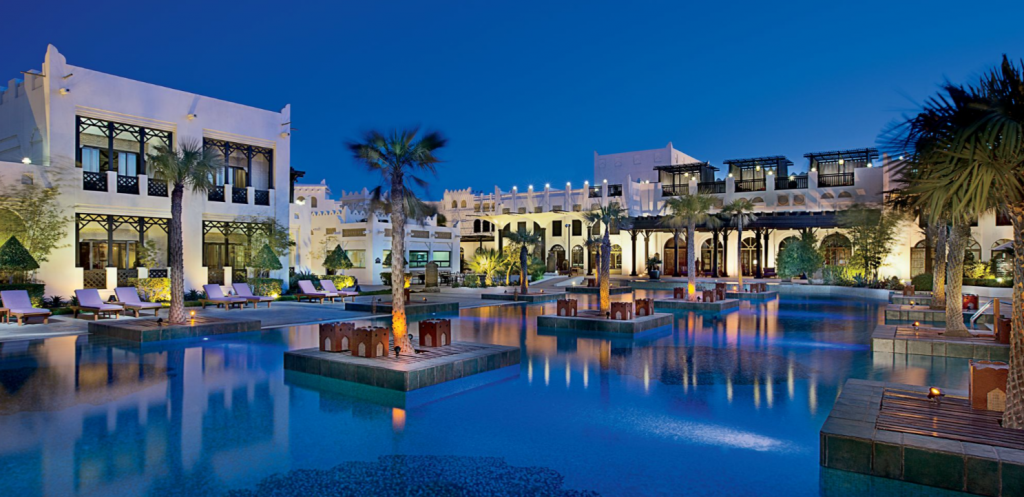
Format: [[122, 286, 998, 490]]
[[776, 231, 824, 279], [250, 244, 283, 278], [0, 236, 39, 283], [135, 240, 160, 269], [838, 204, 905, 282], [323, 244, 353, 275]]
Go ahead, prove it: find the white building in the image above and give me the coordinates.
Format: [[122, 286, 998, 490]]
[[440, 144, 1014, 281], [289, 182, 461, 285], [0, 45, 293, 297]]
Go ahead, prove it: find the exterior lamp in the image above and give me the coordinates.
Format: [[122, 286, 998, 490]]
[[789, 175, 795, 180], [997, 277, 1004, 283], [21, 157, 31, 165], [811, 167, 817, 172], [867, 162, 873, 168], [567, 182, 571, 188], [838, 159, 845, 165], [545, 183, 550, 188], [728, 173, 734, 178], [603, 179, 607, 183], [928, 387, 945, 403], [899, 155, 905, 160], [755, 165, 761, 171], [529, 185, 533, 190]]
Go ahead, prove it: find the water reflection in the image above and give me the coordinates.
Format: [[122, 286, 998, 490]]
[[0, 294, 973, 496]]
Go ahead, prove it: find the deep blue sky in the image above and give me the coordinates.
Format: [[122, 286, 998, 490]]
[[5, 1, 1023, 198]]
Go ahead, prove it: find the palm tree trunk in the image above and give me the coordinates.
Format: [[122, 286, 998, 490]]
[[1004, 203, 1024, 429], [673, 230, 680, 277], [390, 176, 413, 353], [943, 220, 971, 337], [737, 221, 744, 290], [600, 229, 611, 313], [687, 222, 696, 300], [520, 246, 528, 294], [930, 221, 947, 310], [168, 184, 186, 324]]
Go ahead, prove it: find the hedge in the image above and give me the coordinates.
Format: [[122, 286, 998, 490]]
[[911, 273, 933, 292], [248, 278, 284, 296], [319, 275, 355, 290], [127, 277, 171, 302], [0, 283, 46, 307]]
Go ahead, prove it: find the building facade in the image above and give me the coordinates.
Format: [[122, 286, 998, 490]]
[[440, 144, 1013, 281], [0, 45, 293, 297]]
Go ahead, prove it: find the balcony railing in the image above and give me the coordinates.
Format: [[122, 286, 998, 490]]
[[232, 268, 247, 283], [254, 189, 270, 206], [117, 268, 138, 287], [148, 268, 168, 278], [232, 188, 248, 204], [735, 179, 766, 192], [83, 269, 106, 289], [208, 267, 224, 285], [818, 173, 855, 187], [83, 171, 107, 192], [608, 184, 623, 197], [148, 180, 168, 197], [698, 181, 726, 194], [589, 186, 602, 198], [775, 175, 809, 190], [117, 175, 139, 195], [661, 184, 689, 196], [208, 186, 225, 202]]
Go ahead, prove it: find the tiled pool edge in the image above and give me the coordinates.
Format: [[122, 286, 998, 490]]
[[536, 313, 672, 334], [480, 292, 567, 303], [820, 379, 1024, 496], [653, 298, 739, 312], [871, 324, 1009, 361]]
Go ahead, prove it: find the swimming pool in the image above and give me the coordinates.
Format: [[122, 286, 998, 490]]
[[0, 295, 972, 496]]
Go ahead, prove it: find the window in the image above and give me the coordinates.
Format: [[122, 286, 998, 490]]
[[117, 152, 138, 176], [82, 147, 101, 172], [592, 222, 601, 235], [311, 197, 318, 208], [77, 116, 172, 175], [326, 228, 337, 235], [203, 138, 274, 189], [482, 220, 492, 232], [461, 200, 467, 208], [347, 249, 367, 268], [382, 249, 391, 267], [474, 220, 481, 232], [517, 221, 527, 233], [433, 251, 451, 268], [552, 221, 562, 237], [572, 220, 582, 236], [451, 200, 457, 208], [409, 250, 429, 268]]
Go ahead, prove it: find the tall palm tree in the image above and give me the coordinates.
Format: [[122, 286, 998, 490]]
[[505, 228, 542, 294], [705, 213, 726, 277], [583, 204, 629, 313], [147, 141, 221, 324], [928, 220, 948, 310], [665, 193, 714, 299], [722, 199, 757, 290], [349, 128, 447, 353]]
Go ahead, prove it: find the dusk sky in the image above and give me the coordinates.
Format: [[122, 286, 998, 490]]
[[5, 1, 1022, 198]]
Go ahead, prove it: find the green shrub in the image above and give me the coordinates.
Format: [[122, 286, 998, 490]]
[[319, 274, 355, 290], [127, 277, 171, 302], [288, 270, 320, 294], [380, 272, 392, 285], [911, 273, 933, 292], [963, 260, 993, 280], [776, 232, 824, 279], [963, 277, 1013, 288], [464, 274, 480, 288], [248, 278, 284, 296], [822, 266, 855, 286], [0, 283, 45, 307]]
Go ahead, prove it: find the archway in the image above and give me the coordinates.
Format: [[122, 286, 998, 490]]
[[663, 236, 686, 276], [571, 245, 584, 270], [965, 238, 981, 263], [992, 239, 1012, 277], [611, 244, 623, 274], [700, 239, 722, 274], [910, 239, 930, 277], [741, 237, 758, 276], [821, 233, 851, 266], [548, 244, 566, 272]]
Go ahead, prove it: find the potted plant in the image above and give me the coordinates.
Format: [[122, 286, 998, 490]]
[[646, 255, 662, 280]]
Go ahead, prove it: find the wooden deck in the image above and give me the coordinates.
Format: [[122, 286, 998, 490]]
[[876, 388, 1024, 450], [893, 326, 996, 344]]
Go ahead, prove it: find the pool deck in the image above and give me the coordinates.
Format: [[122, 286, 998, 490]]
[[345, 300, 458, 316], [871, 324, 1009, 361], [883, 303, 997, 326], [889, 291, 934, 305], [653, 298, 740, 312], [821, 379, 1024, 495], [480, 291, 567, 303], [284, 340, 520, 392], [537, 310, 672, 334], [88, 315, 262, 343], [725, 291, 778, 300], [565, 286, 634, 295]]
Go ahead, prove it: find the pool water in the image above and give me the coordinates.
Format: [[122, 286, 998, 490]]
[[0, 295, 973, 496]]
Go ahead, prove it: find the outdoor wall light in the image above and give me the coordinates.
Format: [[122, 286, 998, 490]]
[[928, 387, 945, 403], [21, 157, 31, 165], [811, 167, 817, 172], [728, 173, 734, 178], [867, 162, 873, 168], [59, 88, 70, 95], [513, 186, 517, 190], [899, 155, 905, 160], [545, 183, 550, 188], [755, 165, 761, 171], [838, 159, 845, 165], [603, 179, 607, 183], [529, 185, 533, 190], [375, 258, 381, 264]]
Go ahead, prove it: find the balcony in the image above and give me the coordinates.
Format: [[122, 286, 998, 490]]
[[208, 186, 225, 202], [148, 180, 168, 197], [83, 171, 107, 192], [775, 175, 808, 190], [608, 184, 623, 197], [254, 189, 270, 206], [589, 186, 602, 198], [116, 175, 139, 195], [698, 181, 726, 194], [661, 184, 689, 196], [735, 179, 766, 192], [819, 173, 855, 187], [232, 188, 248, 204]]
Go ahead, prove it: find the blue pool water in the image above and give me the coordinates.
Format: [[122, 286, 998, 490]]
[[0, 295, 974, 496]]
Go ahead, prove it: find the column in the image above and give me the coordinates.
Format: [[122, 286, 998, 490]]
[[629, 230, 638, 276]]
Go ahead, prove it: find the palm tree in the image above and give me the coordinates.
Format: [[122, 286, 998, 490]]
[[147, 141, 221, 324], [705, 213, 726, 277], [722, 199, 757, 290], [583, 204, 629, 313], [665, 194, 714, 300], [505, 228, 542, 293], [468, 248, 500, 286], [349, 129, 447, 353]]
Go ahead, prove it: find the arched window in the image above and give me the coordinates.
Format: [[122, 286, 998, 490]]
[[992, 239, 1012, 277], [461, 200, 467, 208], [663, 237, 686, 275], [548, 244, 566, 272], [965, 238, 981, 263], [741, 237, 758, 276], [611, 244, 622, 272], [821, 233, 852, 266], [751, 197, 764, 204], [451, 200, 458, 208], [482, 220, 492, 232], [700, 238, 723, 273], [838, 191, 853, 199], [910, 239, 930, 277], [473, 219, 481, 233], [821, 192, 834, 200], [571, 245, 584, 268], [311, 196, 318, 208]]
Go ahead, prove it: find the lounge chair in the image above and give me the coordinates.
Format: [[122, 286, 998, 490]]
[[0, 290, 51, 325], [295, 280, 335, 304], [232, 283, 275, 308], [114, 287, 164, 317], [72, 289, 124, 320], [199, 284, 247, 309], [320, 280, 358, 303]]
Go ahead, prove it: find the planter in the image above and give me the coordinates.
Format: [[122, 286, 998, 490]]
[[648, 270, 661, 280]]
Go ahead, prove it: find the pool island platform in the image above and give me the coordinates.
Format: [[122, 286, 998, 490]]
[[725, 290, 778, 300], [565, 286, 634, 295], [653, 298, 740, 313], [345, 299, 458, 316], [480, 291, 567, 303], [284, 340, 520, 392], [537, 310, 672, 334], [88, 316, 262, 343], [871, 324, 1009, 361], [821, 379, 1024, 496]]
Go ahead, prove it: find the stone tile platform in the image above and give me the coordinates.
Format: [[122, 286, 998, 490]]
[[871, 324, 1009, 361], [653, 298, 739, 312], [345, 300, 458, 316], [480, 291, 567, 303], [883, 304, 948, 325], [565, 286, 633, 295], [284, 340, 520, 392], [890, 292, 933, 305], [88, 316, 262, 343], [725, 291, 778, 301], [821, 379, 1024, 495], [536, 311, 672, 334]]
